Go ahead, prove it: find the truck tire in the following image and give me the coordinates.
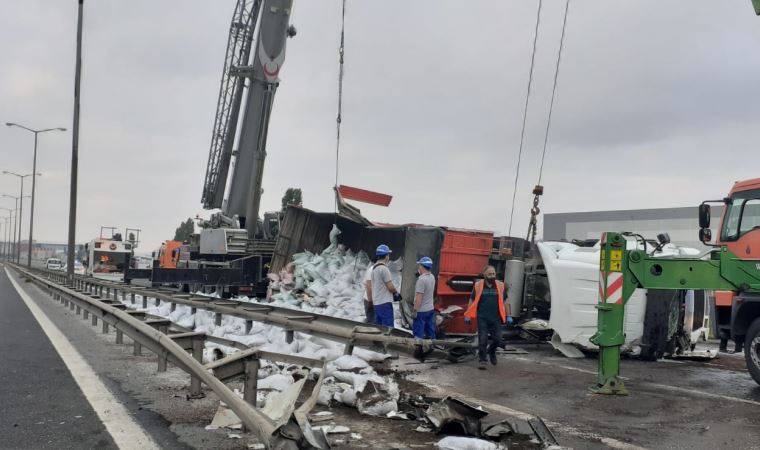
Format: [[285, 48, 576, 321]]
[[745, 317, 760, 386]]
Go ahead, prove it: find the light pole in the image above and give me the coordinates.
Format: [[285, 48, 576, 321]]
[[6, 123, 65, 266], [1, 194, 28, 262], [3, 172, 39, 264], [0, 209, 13, 261], [0, 198, 17, 260]]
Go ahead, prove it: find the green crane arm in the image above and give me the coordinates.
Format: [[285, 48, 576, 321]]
[[590, 232, 760, 395]]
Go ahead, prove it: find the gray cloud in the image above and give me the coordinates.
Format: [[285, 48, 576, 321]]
[[2, 0, 759, 252]]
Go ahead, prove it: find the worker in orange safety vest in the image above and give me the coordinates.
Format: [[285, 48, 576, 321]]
[[464, 265, 511, 370]]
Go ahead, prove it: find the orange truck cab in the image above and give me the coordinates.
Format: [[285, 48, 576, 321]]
[[157, 240, 184, 269], [708, 178, 760, 353]]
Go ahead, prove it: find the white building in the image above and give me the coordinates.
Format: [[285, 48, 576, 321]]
[[543, 206, 723, 249]]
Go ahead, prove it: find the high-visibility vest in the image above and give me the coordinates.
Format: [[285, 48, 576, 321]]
[[464, 280, 508, 323]]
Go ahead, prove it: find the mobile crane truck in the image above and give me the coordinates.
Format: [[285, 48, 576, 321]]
[[593, 178, 760, 394]]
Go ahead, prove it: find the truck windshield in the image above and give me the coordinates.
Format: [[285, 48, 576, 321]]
[[92, 251, 128, 273], [721, 188, 760, 241]]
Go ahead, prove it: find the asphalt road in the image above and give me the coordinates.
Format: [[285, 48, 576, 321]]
[[0, 265, 117, 450]]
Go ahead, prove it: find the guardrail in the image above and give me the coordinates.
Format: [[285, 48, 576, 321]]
[[35, 267, 475, 359], [10, 264, 330, 449]]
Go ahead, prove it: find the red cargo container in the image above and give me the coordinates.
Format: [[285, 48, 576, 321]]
[[435, 229, 493, 334]]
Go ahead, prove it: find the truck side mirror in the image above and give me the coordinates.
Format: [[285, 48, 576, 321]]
[[699, 203, 711, 229], [699, 228, 712, 243]]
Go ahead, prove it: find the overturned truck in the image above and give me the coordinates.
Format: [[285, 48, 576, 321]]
[[272, 206, 711, 359]]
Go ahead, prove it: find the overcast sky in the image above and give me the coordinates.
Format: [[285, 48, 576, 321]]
[[2, 1, 760, 252]]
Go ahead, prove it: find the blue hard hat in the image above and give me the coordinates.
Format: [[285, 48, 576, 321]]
[[417, 256, 433, 269], [376, 244, 392, 256]]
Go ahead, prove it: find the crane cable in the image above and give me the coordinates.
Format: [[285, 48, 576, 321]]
[[334, 0, 347, 215], [526, 0, 570, 244], [507, 0, 543, 237], [538, 0, 570, 185]]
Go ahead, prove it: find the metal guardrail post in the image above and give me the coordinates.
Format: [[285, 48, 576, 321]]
[[215, 312, 222, 326], [243, 358, 260, 433], [344, 338, 355, 356], [130, 292, 135, 304], [286, 329, 294, 344], [116, 328, 123, 344], [142, 295, 148, 309], [245, 320, 253, 334], [189, 336, 205, 398], [171, 302, 177, 312]]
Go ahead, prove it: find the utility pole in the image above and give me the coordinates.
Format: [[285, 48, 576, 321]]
[[67, 0, 84, 282]]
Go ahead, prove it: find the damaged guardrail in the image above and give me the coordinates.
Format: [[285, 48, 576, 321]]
[[34, 267, 475, 360], [11, 265, 330, 449]]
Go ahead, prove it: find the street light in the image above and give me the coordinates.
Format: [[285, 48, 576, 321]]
[[2, 172, 40, 264], [6, 122, 65, 267], [0, 208, 14, 261]]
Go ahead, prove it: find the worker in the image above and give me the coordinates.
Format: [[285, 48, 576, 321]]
[[363, 264, 374, 324], [371, 244, 402, 327], [464, 265, 512, 370], [412, 256, 436, 340]]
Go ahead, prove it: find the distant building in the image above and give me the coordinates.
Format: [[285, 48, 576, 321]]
[[543, 206, 724, 249], [14, 240, 86, 261]]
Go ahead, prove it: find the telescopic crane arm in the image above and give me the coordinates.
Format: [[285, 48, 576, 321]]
[[202, 0, 295, 239]]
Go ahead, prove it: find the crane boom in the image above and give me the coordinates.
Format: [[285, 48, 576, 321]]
[[202, 0, 262, 210], [223, 0, 294, 238]]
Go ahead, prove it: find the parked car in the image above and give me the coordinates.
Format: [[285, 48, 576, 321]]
[[45, 258, 64, 271]]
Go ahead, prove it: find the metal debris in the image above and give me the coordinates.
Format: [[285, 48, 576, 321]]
[[550, 333, 585, 359], [528, 416, 559, 447], [425, 397, 488, 436]]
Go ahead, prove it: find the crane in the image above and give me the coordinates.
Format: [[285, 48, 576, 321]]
[[202, 0, 296, 239]]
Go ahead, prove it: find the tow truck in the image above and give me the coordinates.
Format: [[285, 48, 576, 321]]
[[593, 178, 760, 394]]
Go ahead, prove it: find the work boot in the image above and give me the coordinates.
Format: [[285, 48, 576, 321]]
[[489, 354, 497, 366], [478, 360, 487, 370]]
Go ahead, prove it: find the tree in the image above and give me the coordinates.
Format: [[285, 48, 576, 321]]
[[173, 218, 195, 242], [281, 188, 303, 210]]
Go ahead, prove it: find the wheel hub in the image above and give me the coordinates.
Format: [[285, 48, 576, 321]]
[[751, 335, 760, 369]]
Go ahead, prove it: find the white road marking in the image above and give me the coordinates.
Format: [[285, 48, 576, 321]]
[[509, 356, 760, 407], [421, 383, 648, 450], [6, 268, 160, 450]]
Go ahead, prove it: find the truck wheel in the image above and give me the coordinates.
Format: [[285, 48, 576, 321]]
[[745, 317, 760, 386]]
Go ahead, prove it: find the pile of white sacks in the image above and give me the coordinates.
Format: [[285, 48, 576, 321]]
[[265, 225, 404, 326], [117, 225, 406, 427]]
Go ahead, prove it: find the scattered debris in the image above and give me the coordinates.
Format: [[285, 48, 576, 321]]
[[228, 433, 242, 439], [521, 319, 550, 331], [350, 433, 363, 440], [315, 425, 351, 434], [309, 411, 335, 423], [415, 426, 433, 433], [206, 402, 243, 430], [425, 397, 488, 436], [482, 420, 516, 440], [435, 436, 505, 450], [528, 416, 559, 447], [550, 333, 585, 359], [356, 380, 400, 417]]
